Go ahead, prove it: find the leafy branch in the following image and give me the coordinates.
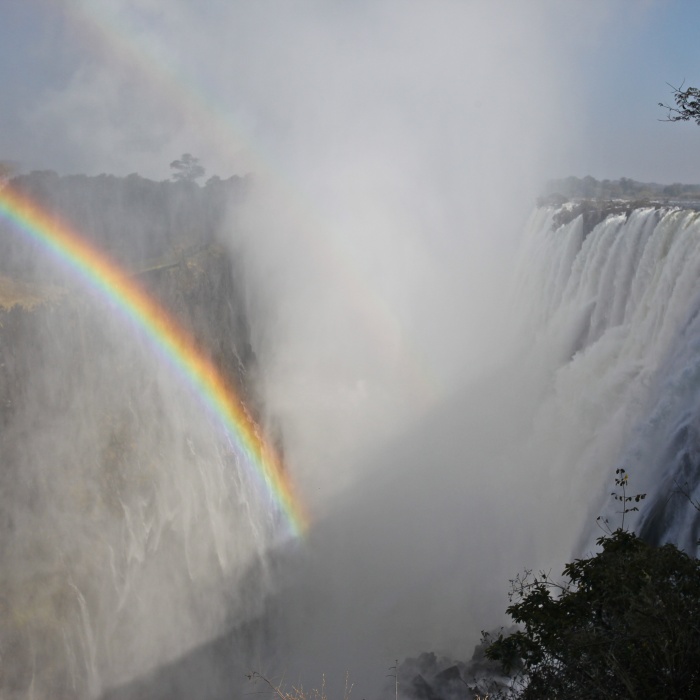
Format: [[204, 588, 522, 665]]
[[658, 82, 700, 125], [596, 468, 646, 534]]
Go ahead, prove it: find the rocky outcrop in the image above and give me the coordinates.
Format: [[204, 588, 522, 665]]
[[396, 644, 511, 700], [551, 199, 663, 237]]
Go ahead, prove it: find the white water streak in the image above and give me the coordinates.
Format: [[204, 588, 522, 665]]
[[517, 206, 700, 552]]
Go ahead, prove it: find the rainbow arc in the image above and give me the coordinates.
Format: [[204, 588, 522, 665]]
[[0, 184, 309, 537]]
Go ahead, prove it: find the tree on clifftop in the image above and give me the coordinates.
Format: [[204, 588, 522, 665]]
[[659, 83, 700, 125], [170, 153, 206, 183]]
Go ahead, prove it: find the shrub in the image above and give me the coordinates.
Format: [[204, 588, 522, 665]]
[[484, 530, 700, 699]]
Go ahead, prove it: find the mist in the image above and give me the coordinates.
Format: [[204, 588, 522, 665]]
[[227, 1, 588, 496], [209, 1, 615, 695], [0, 1, 660, 699]]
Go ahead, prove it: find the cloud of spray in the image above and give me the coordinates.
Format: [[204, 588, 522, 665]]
[[1, 1, 659, 697], [224, 1, 589, 501], [197, 1, 639, 695]]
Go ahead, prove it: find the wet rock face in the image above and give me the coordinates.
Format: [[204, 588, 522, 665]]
[[136, 244, 258, 409], [0, 242, 268, 699], [0, 243, 258, 427], [0, 170, 276, 698]]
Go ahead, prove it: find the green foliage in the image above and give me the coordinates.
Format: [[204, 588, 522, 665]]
[[485, 472, 700, 699], [659, 83, 700, 126], [596, 468, 646, 534]]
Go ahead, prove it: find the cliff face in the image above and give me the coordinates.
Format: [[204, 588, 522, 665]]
[[0, 242, 258, 431], [0, 178, 274, 698], [136, 244, 258, 408]]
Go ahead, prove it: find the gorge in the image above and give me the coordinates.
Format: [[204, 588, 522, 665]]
[[1, 172, 700, 698]]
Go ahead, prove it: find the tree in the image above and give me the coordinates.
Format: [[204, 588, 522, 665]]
[[659, 83, 700, 125], [484, 471, 700, 699], [170, 153, 206, 183]]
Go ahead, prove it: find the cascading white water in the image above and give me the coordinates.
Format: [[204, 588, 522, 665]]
[[513, 204, 700, 553]]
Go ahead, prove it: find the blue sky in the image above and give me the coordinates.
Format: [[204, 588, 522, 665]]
[[1, 1, 699, 185], [568, 0, 700, 183]]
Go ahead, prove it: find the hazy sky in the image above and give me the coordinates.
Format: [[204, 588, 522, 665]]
[[0, 1, 699, 185]]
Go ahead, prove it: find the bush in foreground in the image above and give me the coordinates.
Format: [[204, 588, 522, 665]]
[[484, 529, 700, 699]]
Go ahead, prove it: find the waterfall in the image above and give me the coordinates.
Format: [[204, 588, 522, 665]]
[[514, 204, 700, 552]]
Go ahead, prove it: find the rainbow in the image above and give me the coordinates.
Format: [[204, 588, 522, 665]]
[[0, 184, 309, 537]]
